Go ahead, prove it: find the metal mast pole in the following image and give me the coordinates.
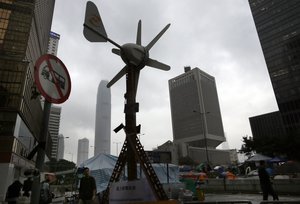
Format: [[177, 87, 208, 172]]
[[31, 101, 51, 204], [125, 66, 138, 180]]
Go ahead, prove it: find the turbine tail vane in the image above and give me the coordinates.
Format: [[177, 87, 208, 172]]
[[146, 24, 170, 51], [83, 1, 107, 42]]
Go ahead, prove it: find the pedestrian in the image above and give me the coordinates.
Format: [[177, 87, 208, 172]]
[[5, 180, 23, 204], [79, 167, 96, 204], [39, 175, 53, 204], [22, 177, 32, 197], [258, 160, 279, 201]]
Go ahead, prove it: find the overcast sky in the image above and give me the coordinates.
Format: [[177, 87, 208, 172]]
[[51, 0, 278, 162]]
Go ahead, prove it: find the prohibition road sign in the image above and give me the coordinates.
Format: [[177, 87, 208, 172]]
[[34, 54, 71, 104]]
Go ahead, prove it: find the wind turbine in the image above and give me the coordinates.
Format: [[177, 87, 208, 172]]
[[83, 1, 171, 202], [83, 1, 170, 91]]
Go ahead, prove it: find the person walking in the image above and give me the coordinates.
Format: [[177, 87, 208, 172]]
[[40, 176, 53, 204], [79, 167, 97, 204], [258, 160, 279, 201], [22, 177, 32, 197], [5, 180, 23, 204]]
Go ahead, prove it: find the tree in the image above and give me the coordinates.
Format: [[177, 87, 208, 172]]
[[44, 159, 77, 185], [239, 133, 300, 161], [239, 136, 255, 157], [44, 159, 76, 172]]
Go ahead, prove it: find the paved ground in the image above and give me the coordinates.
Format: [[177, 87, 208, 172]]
[[202, 193, 300, 204], [50, 193, 300, 204]]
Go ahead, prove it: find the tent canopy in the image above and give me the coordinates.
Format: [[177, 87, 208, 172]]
[[79, 153, 180, 193], [247, 153, 272, 162]]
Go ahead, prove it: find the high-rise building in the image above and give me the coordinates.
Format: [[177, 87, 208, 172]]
[[57, 134, 65, 160], [0, 0, 55, 201], [168, 67, 226, 164], [94, 80, 111, 155], [48, 105, 61, 159], [77, 138, 89, 166], [249, 0, 300, 132], [250, 111, 286, 141], [46, 30, 62, 160], [47, 31, 60, 55]]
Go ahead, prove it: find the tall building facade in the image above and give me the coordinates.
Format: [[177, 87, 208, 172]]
[[48, 105, 61, 159], [77, 138, 89, 166], [168, 67, 225, 164], [250, 111, 286, 140], [248, 0, 300, 157], [249, 0, 300, 132], [0, 0, 55, 201], [94, 80, 111, 155], [47, 31, 60, 55], [46, 31, 63, 160], [57, 134, 65, 160]]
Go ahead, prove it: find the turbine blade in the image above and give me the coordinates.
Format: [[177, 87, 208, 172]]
[[146, 23, 170, 51], [107, 66, 127, 88], [146, 58, 170, 71], [112, 48, 121, 56], [136, 20, 142, 45], [83, 1, 107, 42]]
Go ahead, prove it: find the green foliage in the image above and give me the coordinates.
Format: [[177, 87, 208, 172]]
[[44, 159, 76, 172], [239, 132, 300, 161], [239, 136, 254, 157], [44, 159, 76, 185]]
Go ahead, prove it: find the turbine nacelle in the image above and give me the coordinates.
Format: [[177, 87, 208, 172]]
[[120, 43, 149, 68]]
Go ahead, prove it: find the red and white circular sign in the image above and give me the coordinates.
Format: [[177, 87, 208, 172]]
[[34, 54, 71, 104]]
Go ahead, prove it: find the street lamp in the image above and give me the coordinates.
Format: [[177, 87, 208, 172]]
[[193, 110, 210, 165]]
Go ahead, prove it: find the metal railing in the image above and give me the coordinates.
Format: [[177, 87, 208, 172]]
[[184, 201, 253, 204], [260, 201, 300, 204]]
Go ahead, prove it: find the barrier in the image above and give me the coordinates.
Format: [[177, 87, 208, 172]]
[[260, 201, 300, 204], [184, 201, 252, 203]]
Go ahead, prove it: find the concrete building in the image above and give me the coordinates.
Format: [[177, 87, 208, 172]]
[[168, 67, 226, 165], [49, 105, 62, 159], [47, 31, 60, 56], [94, 80, 111, 155], [46, 31, 63, 160], [77, 138, 89, 166], [0, 0, 55, 201], [249, 1, 300, 132], [249, 111, 286, 140], [57, 134, 65, 160]]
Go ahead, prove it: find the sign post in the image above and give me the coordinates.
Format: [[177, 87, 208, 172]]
[[30, 54, 71, 204]]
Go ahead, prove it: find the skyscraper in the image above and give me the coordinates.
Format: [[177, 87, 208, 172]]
[[94, 80, 111, 155], [168, 67, 225, 164], [0, 0, 55, 201], [46, 31, 63, 160], [48, 105, 61, 159], [249, 0, 300, 132], [47, 31, 60, 56], [77, 138, 89, 166], [57, 134, 65, 160]]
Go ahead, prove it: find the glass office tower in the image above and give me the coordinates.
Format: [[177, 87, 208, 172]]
[[0, 0, 55, 201], [249, 0, 300, 132]]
